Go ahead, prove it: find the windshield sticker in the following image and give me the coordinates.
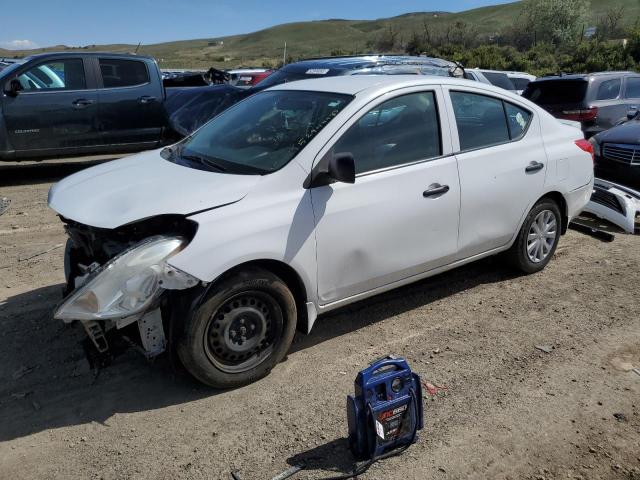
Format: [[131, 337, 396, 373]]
[[306, 68, 330, 75], [516, 112, 526, 129]]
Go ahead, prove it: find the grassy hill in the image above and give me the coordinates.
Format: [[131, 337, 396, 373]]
[[2, 0, 639, 69]]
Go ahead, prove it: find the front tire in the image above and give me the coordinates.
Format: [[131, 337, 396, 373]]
[[178, 267, 297, 389], [506, 199, 561, 274]]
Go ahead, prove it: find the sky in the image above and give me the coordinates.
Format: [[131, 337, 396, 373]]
[[1, 0, 517, 50]]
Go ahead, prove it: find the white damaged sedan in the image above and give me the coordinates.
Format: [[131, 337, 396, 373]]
[[49, 75, 594, 388]]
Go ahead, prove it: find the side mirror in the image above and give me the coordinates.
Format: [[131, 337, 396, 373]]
[[4, 79, 22, 97], [327, 152, 355, 184], [306, 152, 356, 188]]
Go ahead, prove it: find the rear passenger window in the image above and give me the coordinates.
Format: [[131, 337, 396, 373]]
[[596, 79, 621, 100], [99, 59, 149, 88], [333, 92, 441, 174], [625, 77, 640, 99], [450, 92, 510, 150], [505, 103, 531, 140]]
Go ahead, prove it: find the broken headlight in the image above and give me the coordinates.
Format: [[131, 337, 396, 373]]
[[55, 236, 199, 322]]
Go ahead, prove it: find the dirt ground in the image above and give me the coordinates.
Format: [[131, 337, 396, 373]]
[[0, 159, 639, 480]]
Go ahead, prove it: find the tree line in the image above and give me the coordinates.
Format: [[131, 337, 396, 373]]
[[367, 0, 640, 76]]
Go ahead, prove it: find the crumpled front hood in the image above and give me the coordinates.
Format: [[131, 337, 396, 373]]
[[48, 149, 261, 229]]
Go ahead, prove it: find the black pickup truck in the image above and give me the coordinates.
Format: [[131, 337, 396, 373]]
[[0, 52, 171, 160]]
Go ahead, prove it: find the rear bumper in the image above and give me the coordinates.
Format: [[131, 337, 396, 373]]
[[565, 178, 594, 221]]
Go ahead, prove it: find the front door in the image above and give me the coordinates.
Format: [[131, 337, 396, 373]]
[[444, 88, 547, 258], [3, 57, 98, 154], [311, 89, 461, 305]]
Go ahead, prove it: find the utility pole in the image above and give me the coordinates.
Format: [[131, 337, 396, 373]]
[[283, 42, 287, 66]]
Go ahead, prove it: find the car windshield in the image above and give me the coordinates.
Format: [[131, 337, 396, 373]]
[[0, 62, 22, 79], [523, 80, 588, 104], [166, 90, 352, 175]]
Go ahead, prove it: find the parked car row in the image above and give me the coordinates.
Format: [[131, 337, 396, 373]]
[[519, 71, 640, 191], [227, 68, 273, 88], [0, 53, 461, 160], [2, 50, 638, 193]]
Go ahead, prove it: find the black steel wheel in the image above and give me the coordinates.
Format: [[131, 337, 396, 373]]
[[178, 267, 297, 388], [204, 291, 283, 373]]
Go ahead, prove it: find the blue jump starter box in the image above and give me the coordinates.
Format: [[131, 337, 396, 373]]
[[347, 356, 424, 460]]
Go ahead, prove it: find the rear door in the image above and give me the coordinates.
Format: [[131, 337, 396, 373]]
[[94, 56, 164, 146], [2, 56, 98, 154], [443, 87, 546, 258]]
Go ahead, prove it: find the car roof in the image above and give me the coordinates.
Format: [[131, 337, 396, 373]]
[[505, 71, 536, 77], [21, 51, 155, 62], [470, 68, 510, 75], [267, 74, 508, 96], [533, 71, 637, 82], [282, 55, 457, 72]]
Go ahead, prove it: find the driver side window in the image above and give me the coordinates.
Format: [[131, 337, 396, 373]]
[[332, 91, 442, 174], [17, 59, 86, 91]]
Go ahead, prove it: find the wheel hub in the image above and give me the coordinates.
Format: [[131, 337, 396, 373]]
[[225, 308, 265, 352], [204, 291, 281, 373], [526, 209, 557, 263]]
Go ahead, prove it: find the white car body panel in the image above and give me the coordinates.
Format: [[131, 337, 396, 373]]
[[48, 149, 261, 229], [312, 155, 461, 303], [49, 75, 595, 328], [440, 84, 548, 257]]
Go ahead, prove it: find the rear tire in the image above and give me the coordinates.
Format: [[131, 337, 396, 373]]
[[178, 267, 297, 389], [506, 199, 561, 274]]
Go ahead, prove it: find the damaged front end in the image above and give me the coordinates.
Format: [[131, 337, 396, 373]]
[[58, 215, 203, 365]]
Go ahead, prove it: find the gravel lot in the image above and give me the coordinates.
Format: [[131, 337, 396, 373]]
[[1, 159, 639, 480]]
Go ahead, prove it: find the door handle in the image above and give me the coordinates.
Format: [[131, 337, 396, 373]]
[[525, 161, 545, 173], [423, 184, 450, 198], [138, 96, 157, 104], [72, 98, 94, 109]]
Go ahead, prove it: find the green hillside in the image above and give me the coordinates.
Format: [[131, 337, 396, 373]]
[[1, 0, 639, 68]]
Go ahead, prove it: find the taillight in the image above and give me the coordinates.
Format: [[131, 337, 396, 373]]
[[575, 138, 594, 163], [560, 106, 598, 122]]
